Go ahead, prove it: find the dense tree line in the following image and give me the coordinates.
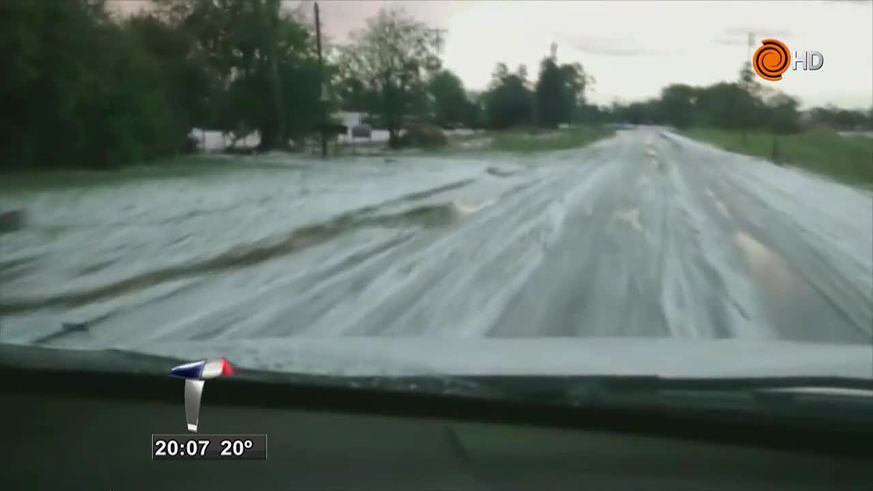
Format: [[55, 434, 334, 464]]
[[1, 0, 323, 169], [2, 1, 868, 170], [575, 67, 872, 134], [2, 0, 178, 169], [483, 63, 533, 129], [475, 60, 871, 134], [477, 46, 592, 130]]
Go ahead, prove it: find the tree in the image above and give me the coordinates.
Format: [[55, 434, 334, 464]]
[[560, 63, 591, 109], [127, 14, 217, 150], [533, 47, 590, 128], [336, 74, 376, 113], [484, 63, 533, 129], [764, 93, 801, 134], [694, 82, 761, 131], [0, 0, 176, 169], [462, 91, 485, 129], [428, 69, 473, 128], [170, 0, 321, 149], [338, 9, 442, 146], [574, 103, 604, 124], [658, 84, 697, 129], [620, 100, 660, 125], [534, 56, 563, 128], [808, 106, 871, 130]]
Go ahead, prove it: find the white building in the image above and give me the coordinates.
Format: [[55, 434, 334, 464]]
[[333, 112, 392, 144]]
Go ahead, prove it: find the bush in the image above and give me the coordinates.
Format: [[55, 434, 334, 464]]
[[396, 125, 448, 148]]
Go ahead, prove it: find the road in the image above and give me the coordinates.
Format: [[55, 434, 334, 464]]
[[1, 128, 871, 353]]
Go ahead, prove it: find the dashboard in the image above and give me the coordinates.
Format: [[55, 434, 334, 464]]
[[3, 363, 871, 490]]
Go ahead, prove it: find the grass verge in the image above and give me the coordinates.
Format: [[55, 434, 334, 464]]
[[684, 128, 873, 188]]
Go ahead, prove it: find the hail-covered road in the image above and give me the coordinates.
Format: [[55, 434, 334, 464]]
[[1, 128, 870, 376]]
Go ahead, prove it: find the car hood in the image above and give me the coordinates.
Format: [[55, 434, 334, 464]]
[[5, 337, 867, 380]]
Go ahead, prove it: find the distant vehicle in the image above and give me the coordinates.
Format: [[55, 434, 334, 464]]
[[351, 124, 372, 138]]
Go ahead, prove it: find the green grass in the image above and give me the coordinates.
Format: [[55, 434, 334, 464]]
[[684, 128, 873, 188], [488, 126, 614, 153]]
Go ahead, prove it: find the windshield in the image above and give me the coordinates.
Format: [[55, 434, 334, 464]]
[[1, 0, 871, 393]]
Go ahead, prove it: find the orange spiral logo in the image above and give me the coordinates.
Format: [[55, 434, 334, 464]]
[[753, 39, 791, 81]]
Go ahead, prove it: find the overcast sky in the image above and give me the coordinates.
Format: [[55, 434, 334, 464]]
[[112, 0, 873, 109]]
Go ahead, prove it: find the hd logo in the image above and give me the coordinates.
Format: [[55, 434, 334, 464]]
[[752, 39, 824, 82]]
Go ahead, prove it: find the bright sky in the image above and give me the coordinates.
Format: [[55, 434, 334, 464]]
[[311, 0, 873, 109], [111, 0, 872, 109]]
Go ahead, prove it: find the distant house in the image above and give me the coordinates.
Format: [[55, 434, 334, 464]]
[[335, 112, 364, 130], [333, 111, 392, 143], [189, 128, 259, 152], [334, 112, 365, 141]]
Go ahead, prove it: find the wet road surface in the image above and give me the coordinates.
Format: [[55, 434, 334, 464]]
[[1, 128, 871, 350]]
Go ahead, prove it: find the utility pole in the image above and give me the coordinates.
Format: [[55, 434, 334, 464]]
[[269, 0, 284, 150], [747, 31, 755, 61], [315, 2, 327, 158], [433, 28, 447, 53], [742, 31, 755, 145]]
